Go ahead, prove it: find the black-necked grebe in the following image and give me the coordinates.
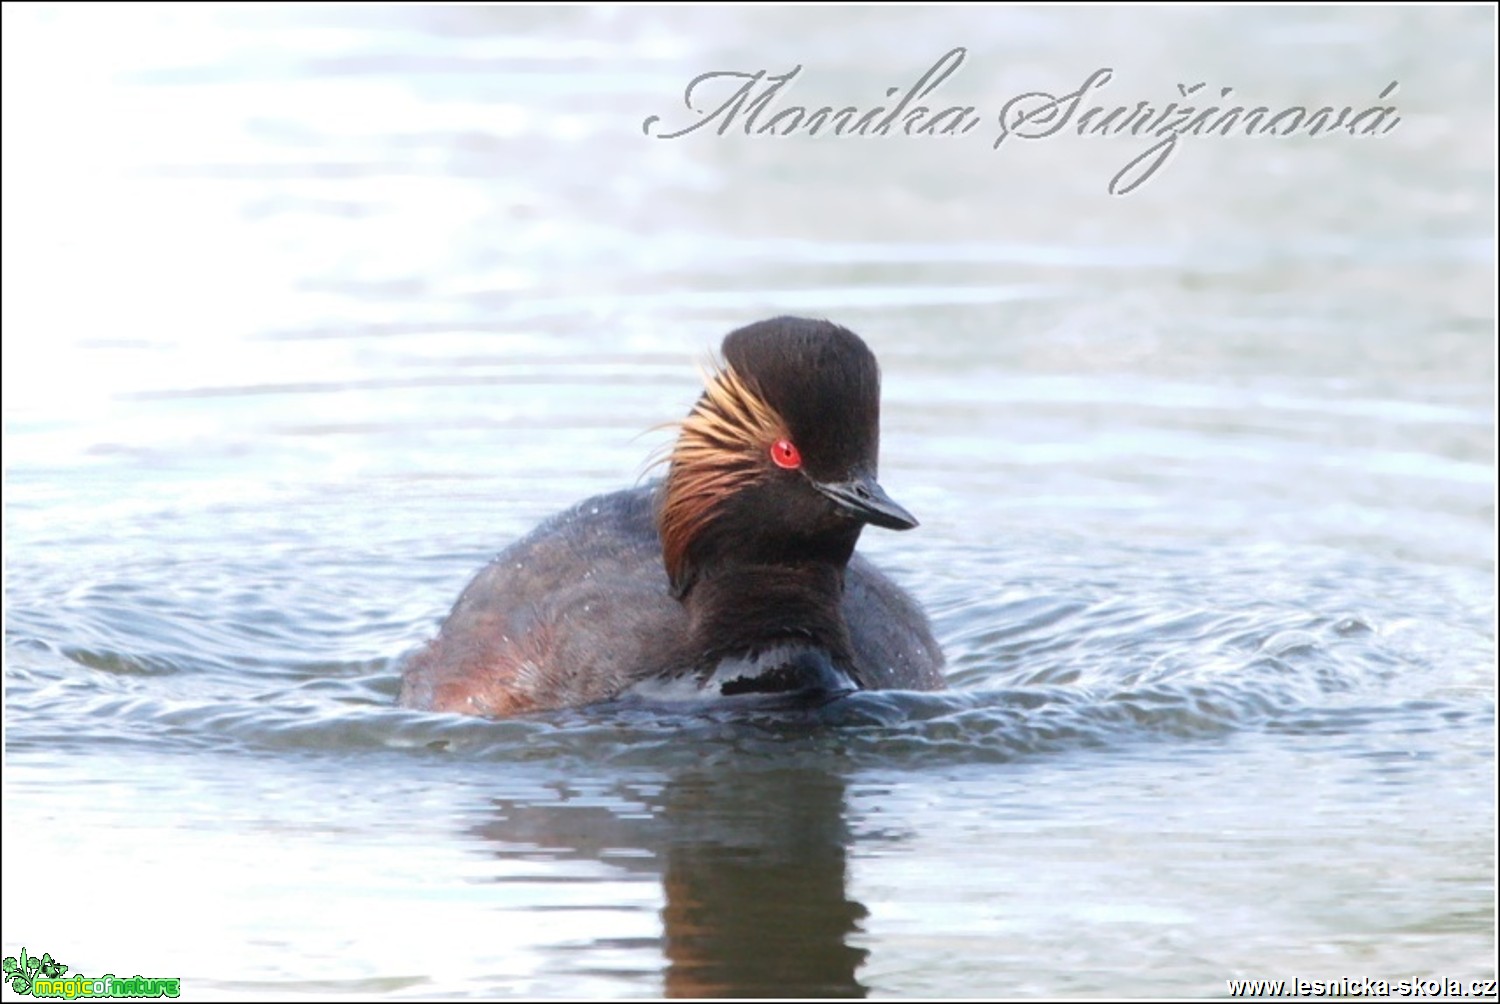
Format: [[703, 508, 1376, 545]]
[[399, 316, 944, 717]]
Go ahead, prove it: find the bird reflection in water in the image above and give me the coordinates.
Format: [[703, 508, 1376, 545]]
[[468, 764, 869, 997]]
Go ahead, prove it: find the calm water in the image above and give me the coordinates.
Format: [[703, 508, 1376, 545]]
[[3, 6, 1495, 999]]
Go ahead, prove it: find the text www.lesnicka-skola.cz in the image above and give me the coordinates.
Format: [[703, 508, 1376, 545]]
[[1227, 978, 1497, 998]]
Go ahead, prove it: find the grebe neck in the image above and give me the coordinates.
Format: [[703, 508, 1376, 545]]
[[682, 561, 858, 685]]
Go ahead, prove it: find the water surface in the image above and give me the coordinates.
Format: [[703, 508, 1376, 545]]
[[3, 6, 1494, 999]]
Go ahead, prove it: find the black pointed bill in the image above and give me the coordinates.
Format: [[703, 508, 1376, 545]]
[[812, 474, 919, 530]]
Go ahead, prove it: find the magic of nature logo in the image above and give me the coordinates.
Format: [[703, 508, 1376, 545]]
[[2, 949, 180, 999]]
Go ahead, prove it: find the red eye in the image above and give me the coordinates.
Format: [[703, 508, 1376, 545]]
[[769, 438, 801, 470]]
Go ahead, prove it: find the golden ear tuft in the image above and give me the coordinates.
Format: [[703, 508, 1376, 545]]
[[657, 360, 787, 587]]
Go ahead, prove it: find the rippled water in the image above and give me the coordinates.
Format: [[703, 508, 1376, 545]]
[[3, 6, 1495, 999]]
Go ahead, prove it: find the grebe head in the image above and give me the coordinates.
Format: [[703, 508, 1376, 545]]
[[659, 317, 917, 597]]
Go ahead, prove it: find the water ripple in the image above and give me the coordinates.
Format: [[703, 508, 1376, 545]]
[[7, 529, 1491, 770]]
